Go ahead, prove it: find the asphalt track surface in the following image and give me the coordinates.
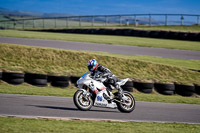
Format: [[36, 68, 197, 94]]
[[0, 37, 200, 60], [0, 94, 200, 124]]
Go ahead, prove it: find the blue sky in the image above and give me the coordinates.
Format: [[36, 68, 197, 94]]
[[0, 0, 200, 15]]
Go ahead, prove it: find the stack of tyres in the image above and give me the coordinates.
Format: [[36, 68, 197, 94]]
[[134, 82, 154, 93], [186, 33, 199, 41], [121, 81, 134, 92], [2, 72, 24, 85], [177, 32, 188, 40], [140, 30, 150, 37], [25, 73, 47, 87], [123, 29, 133, 36], [158, 31, 169, 39], [51, 76, 69, 88], [149, 31, 160, 38], [194, 84, 200, 95], [0, 72, 2, 80], [70, 76, 80, 85], [154, 83, 175, 95], [168, 31, 179, 39], [175, 84, 195, 96]]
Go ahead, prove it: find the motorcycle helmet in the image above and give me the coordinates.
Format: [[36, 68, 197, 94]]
[[87, 59, 98, 72]]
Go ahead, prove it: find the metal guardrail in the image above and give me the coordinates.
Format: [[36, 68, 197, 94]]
[[0, 14, 199, 29]]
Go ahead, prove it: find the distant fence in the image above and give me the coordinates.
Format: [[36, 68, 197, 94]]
[[0, 14, 200, 29]]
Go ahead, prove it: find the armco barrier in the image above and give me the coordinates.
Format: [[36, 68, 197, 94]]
[[0, 71, 199, 96], [28, 29, 200, 41]]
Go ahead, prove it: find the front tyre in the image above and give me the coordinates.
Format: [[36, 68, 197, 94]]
[[117, 91, 135, 113], [73, 90, 93, 111]]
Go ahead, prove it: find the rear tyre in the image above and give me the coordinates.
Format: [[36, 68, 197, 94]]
[[73, 90, 93, 111], [117, 91, 135, 113]]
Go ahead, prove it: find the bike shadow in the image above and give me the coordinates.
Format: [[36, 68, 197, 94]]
[[28, 105, 119, 113]]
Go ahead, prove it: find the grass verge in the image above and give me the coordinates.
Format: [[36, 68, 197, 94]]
[[0, 43, 200, 84], [92, 52, 200, 70], [0, 116, 200, 133], [0, 83, 199, 105], [0, 30, 200, 51], [89, 25, 200, 32]]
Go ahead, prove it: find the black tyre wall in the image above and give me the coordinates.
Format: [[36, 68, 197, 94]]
[[121, 81, 134, 92], [134, 82, 154, 93], [2, 72, 25, 85], [0, 72, 2, 80], [175, 84, 195, 96], [195, 84, 200, 95], [70, 76, 80, 84], [50, 75, 69, 88], [25, 73, 47, 87], [25, 73, 47, 79], [154, 83, 175, 95]]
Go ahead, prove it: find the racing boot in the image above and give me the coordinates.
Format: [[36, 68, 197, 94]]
[[116, 84, 123, 101]]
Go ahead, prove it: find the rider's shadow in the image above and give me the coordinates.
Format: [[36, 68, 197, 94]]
[[27, 105, 119, 113]]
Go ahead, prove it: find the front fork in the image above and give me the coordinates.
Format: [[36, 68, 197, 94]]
[[79, 87, 93, 101]]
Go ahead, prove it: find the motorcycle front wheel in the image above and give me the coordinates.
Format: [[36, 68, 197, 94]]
[[73, 90, 93, 111], [117, 91, 135, 113]]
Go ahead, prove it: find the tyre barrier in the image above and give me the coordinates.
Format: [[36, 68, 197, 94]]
[[140, 30, 151, 37], [0, 72, 2, 80], [50, 75, 69, 88], [194, 84, 200, 95], [25, 73, 48, 87], [2, 72, 25, 85], [70, 76, 80, 84], [149, 31, 160, 38], [1, 71, 200, 96], [29, 29, 200, 41], [175, 84, 195, 97], [186, 33, 199, 41], [134, 82, 154, 93], [121, 81, 134, 92], [154, 83, 175, 95]]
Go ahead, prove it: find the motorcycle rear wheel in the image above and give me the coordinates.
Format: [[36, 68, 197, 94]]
[[117, 91, 135, 113], [73, 90, 93, 111]]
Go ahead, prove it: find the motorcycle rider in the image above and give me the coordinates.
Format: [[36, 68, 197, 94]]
[[87, 59, 123, 100]]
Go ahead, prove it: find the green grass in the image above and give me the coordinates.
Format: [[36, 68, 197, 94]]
[[0, 83, 200, 105], [93, 52, 200, 70], [99, 25, 200, 32], [59, 25, 200, 32], [0, 83, 76, 97], [1, 43, 200, 84], [0, 30, 200, 51], [1, 117, 200, 133]]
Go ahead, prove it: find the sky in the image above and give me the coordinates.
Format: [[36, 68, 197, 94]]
[[0, 0, 200, 15]]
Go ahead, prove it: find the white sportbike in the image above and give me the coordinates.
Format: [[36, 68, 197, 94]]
[[73, 71, 135, 113]]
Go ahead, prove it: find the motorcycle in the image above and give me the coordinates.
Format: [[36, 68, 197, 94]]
[[73, 71, 135, 113]]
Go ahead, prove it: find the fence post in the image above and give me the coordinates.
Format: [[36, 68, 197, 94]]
[[23, 20, 24, 29], [149, 14, 152, 26], [119, 15, 122, 26], [33, 19, 35, 28], [55, 18, 56, 28], [43, 19, 44, 28], [79, 17, 81, 27], [66, 17, 69, 27], [165, 14, 168, 26], [13, 21, 15, 29], [105, 16, 108, 26], [92, 16, 94, 26], [181, 15, 184, 25], [134, 15, 137, 26]]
